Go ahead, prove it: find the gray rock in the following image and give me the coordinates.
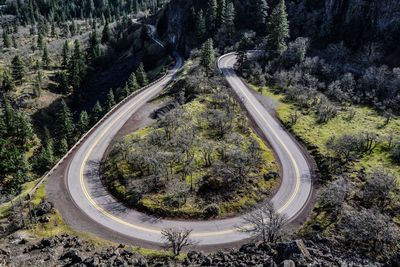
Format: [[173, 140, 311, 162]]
[[280, 260, 296, 267], [60, 249, 83, 264]]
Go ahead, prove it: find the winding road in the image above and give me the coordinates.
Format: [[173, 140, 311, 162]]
[[53, 52, 312, 247]]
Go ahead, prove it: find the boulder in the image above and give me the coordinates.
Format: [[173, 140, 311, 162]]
[[280, 260, 296, 267], [33, 199, 53, 217], [60, 249, 83, 264]]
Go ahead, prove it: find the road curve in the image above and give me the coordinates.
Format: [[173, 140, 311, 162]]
[[64, 53, 312, 247]]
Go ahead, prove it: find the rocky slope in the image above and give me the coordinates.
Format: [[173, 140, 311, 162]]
[[155, 0, 400, 60], [1, 233, 392, 267]]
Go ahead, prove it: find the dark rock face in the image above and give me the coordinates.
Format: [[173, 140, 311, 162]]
[[157, 0, 400, 57], [289, 0, 400, 50]]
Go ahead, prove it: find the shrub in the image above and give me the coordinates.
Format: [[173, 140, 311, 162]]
[[391, 142, 400, 165], [204, 203, 220, 218]]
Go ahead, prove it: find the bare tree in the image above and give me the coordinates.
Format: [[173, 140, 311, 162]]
[[161, 228, 196, 256], [361, 170, 398, 211], [239, 202, 287, 244], [338, 208, 400, 256], [318, 178, 350, 217]]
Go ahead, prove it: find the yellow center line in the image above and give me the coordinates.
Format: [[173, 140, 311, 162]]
[[76, 55, 302, 238]]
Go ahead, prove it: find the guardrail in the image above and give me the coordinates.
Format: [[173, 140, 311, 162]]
[[27, 62, 176, 200]]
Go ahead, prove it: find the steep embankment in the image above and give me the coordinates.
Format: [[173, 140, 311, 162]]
[[155, 0, 400, 61]]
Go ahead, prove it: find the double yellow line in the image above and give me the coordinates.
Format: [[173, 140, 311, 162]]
[[76, 54, 301, 238]]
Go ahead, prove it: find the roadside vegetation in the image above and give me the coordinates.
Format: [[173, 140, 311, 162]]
[[237, 6, 400, 258], [0, 1, 170, 202], [103, 58, 279, 219]]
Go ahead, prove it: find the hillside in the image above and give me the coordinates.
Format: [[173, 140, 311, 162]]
[[0, 0, 399, 266]]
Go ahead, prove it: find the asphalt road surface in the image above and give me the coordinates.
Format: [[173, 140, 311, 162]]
[[63, 53, 312, 247]]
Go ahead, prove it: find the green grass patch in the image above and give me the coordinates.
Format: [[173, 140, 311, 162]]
[[104, 92, 280, 219], [0, 179, 39, 219], [255, 85, 400, 180]]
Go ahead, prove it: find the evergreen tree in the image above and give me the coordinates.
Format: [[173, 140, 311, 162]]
[[121, 84, 130, 100], [62, 40, 70, 69], [42, 45, 50, 67], [33, 142, 54, 173], [2, 30, 11, 48], [68, 40, 86, 91], [12, 35, 17, 48], [51, 23, 56, 37], [101, 22, 111, 44], [56, 99, 75, 145], [14, 113, 34, 151], [237, 36, 249, 69], [106, 89, 116, 111], [221, 1, 235, 40], [200, 38, 216, 76], [267, 0, 289, 55], [1, 70, 15, 92], [37, 32, 43, 50], [58, 138, 69, 155], [128, 72, 139, 92], [206, 0, 217, 33], [254, 0, 269, 34], [216, 0, 226, 26], [136, 63, 148, 86], [87, 29, 100, 60], [33, 71, 43, 97], [55, 71, 70, 94], [3, 96, 15, 136], [77, 110, 90, 135], [92, 100, 103, 123], [11, 55, 24, 84], [195, 10, 206, 41]]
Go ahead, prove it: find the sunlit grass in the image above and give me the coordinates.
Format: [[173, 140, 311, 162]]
[[254, 85, 400, 180]]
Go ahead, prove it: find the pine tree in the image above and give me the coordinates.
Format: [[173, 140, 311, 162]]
[[267, 0, 289, 55], [1, 70, 15, 92], [68, 40, 86, 91], [51, 23, 56, 37], [77, 110, 90, 135], [37, 32, 43, 50], [237, 36, 249, 69], [121, 84, 130, 100], [12, 35, 17, 48], [87, 29, 100, 60], [128, 72, 139, 92], [216, 0, 226, 26], [58, 138, 69, 155], [136, 63, 148, 86], [200, 38, 216, 76], [56, 99, 75, 145], [42, 45, 50, 67], [62, 41, 70, 69], [106, 89, 116, 111], [92, 101, 103, 123], [101, 22, 111, 44], [14, 113, 34, 151], [11, 55, 24, 84], [221, 1, 235, 40], [254, 0, 269, 34], [33, 71, 43, 97], [2, 96, 15, 136], [31, 126, 54, 173], [2, 30, 11, 48], [195, 10, 206, 41], [55, 71, 70, 94], [206, 0, 217, 33]]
